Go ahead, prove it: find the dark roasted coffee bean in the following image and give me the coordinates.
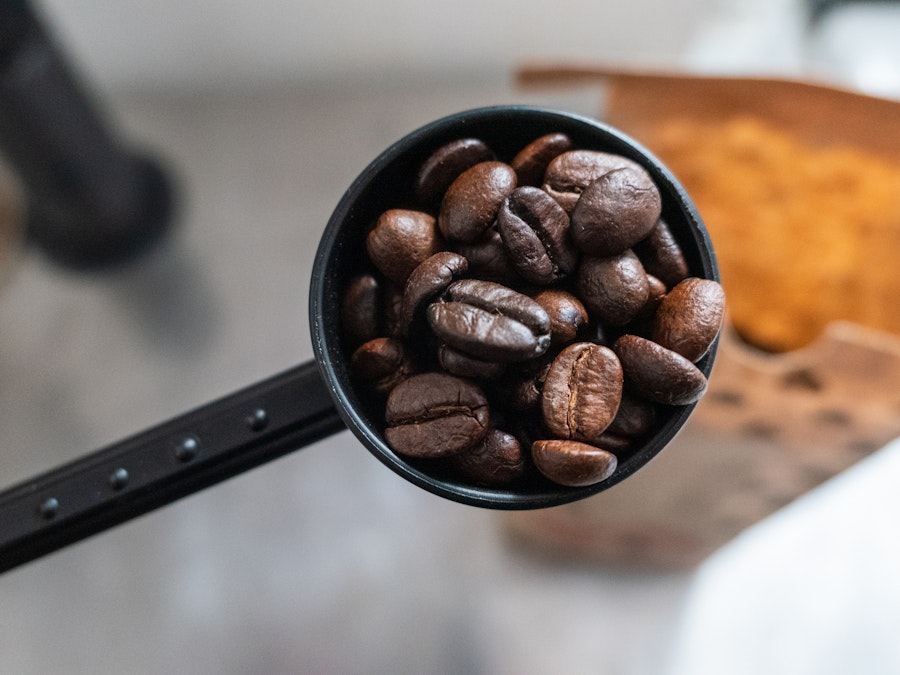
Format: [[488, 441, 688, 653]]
[[532, 439, 617, 487], [604, 392, 657, 439], [532, 289, 588, 345], [593, 431, 635, 454], [383, 282, 405, 338], [502, 355, 553, 411], [438, 343, 505, 379], [653, 278, 725, 362], [439, 161, 517, 243], [511, 132, 575, 186], [415, 138, 495, 206], [350, 337, 415, 395], [497, 186, 578, 285], [542, 342, 623, 443], [576, 250, 650, 326], [449, 428, 525, 487], [399, 251, 468, 336], [628, 273, 668, 335], [348, 131, 722, 491], [613, 334, 708, 405], [542, 149, 643, 212], [427, 279, 551, 362], [367, 209, 445, 284], [570, 166, 661, 256], [645, 274, 668, 309], [453, 228, 519, 285], [634, 219, 690, 288], [385, 372, 489, 458], [341, 274, 382, 347]]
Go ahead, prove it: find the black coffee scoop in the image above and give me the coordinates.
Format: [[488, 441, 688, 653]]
[[0, 106, 719, 574]]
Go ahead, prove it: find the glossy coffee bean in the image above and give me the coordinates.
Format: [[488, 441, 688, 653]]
[[500, 356, 553, 411], [367, 209, 445, 284], [385, 372, 489, 458], [452, 228, 519, 285], [427, 279, 551, 362], [604, 392, 657, 440], [532, 439, 618, 487], [653, 277, 725, 362], [510, 132, 575, 186], [613, 334, 708, 406], [449, 428, 526, 487], [497, 186, 578, 285], [350, 337, 414, 395], [532, 289, 588, 345], [542, 342, 623, 443], [633, 218, 689, 288], [344, 130, 720, 492], [542, 149, 642, 212], [628, 273, 668, 334], [439, 161, 517, 242], [576, 250, 650, 327], [438, 343, 506, 379], [399, 251, 468, 335], [383, 282, 405, 338], [341, 274, 382, 347], [570, 166, 661, 256], [415, 138, 494, 206]]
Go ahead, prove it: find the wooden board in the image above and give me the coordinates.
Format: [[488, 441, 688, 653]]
[[506, 65, 900, 567]]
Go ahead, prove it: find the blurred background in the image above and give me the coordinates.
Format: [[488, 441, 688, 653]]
[[2, 0, 900, 673]]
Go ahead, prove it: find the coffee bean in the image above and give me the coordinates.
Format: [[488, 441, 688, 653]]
[[385, 372, 489, 458], [532, 289, 588, 345], [542, 149, 643, 212], [342, 131, 721, 492], [613, 334, 708, 405], [399, 251, 468, 336], [628, 273, 668, 335], [452, 228, 519, 285], [570, 166, 661, 256], [350, 337, 415, 395], [576, 250, 650, 327], [383, 282, 405, 338], [511, 132, 575, 186], [646, 274, 668, 308], [653, 277, 725, 362], [633, 218, 689, 288], [438, 343, 506, 379], [341, 274, 382, 347], [427, 279, 551, 362], [592, 432, 635, 454], [604, 392, 657, 439], [532, 439, 618, 487], [499, 356, 553, 412], [449, 428, 526, 487], [542, 342, 623, 443], [497, 186, 578, 285], [439, 161, 517, 242], [367, 209, 445, 284], [415, 138, 495, 206]]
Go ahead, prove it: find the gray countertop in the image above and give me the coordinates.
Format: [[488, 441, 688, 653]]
[[2, 72, 898, 675]]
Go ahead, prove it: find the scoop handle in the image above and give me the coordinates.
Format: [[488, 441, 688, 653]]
[[0, 361, 344, 574]]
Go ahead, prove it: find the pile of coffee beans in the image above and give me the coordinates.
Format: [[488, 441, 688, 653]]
[[341, 132, 725, 489]]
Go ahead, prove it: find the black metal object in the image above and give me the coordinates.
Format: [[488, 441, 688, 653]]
[[0, 0, 173, 269], [0, 362, 344, 574], [0, 106, 720, 575], [311, 106, 720, 510]]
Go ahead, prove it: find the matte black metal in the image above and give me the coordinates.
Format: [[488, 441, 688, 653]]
[[311, 105, 720, 511], [0, 1, 173, 269], [0, 362, 344, 574], [0, 105, 719, 574]]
